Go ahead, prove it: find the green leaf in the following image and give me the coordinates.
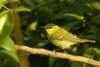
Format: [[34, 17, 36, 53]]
[[54, 10, 84, 21], [83, 0, 100, 10], [91, 14, 100, 25], [0, 7, 21, 67], [0, 10, 8, 35], [0, 0, 20, 9], [0, 36, 16, 52], [0, 10, 13, 39], [91, 0, 100, 10], [64, 21, 80, 30], [85, 34, 100, 41], [54, 59, 69, 67], [82, 0, 93, 9], [71, 0, 93, 15], [28, 21, 38, 31], [89, 26, 100, 34], [70, 62, 83, 67], [0, 36, 21, 67], [48, 57, 56, 67], [93, 48, 100, 56], [64, 13, 84, 20], [14, 6, 31, 12], [83, 48, 96, 67], [66, 0, 76, 4], [20, 0, 36, 9], [0, 0, 7, 9], [84, 48, 96, 59], [0, 0, 7, 4]]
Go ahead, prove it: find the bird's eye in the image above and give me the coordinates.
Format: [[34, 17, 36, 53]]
[[47, 26, 52, 29]]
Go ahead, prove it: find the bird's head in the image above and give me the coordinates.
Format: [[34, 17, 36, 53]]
[[43, 23, 60, 35]]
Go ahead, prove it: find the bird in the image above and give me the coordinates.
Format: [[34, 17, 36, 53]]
[[43, 23, 95, 49]]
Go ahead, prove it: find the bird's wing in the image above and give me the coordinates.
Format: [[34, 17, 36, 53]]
[[50, 31, 95, 43], [50, 30, 81, 42]]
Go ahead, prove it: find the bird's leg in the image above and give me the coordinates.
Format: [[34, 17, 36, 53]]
[[53, 48, 68, 53], [52, 48, 63, 52], [63, 48, 72, 54]]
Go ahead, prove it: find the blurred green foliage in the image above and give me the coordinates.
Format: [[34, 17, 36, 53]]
[[0, 0, 100, 67], [0, 8, 21, 67]]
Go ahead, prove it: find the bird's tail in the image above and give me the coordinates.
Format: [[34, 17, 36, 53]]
[[80, 39, 96, 43]]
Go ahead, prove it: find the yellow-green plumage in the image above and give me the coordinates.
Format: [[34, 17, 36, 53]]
[[44, 23, 95, 49]]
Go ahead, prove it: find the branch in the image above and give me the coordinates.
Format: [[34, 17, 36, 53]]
[[10, 2, 24, 45], [9, 1, 30, 67], [16, 45, 100, 67]]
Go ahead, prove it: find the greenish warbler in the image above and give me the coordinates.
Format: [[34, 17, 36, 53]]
[[44, 23, 95, 49]]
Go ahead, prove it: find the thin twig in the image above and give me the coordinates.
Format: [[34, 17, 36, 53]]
[[16, 45, 100, 67]]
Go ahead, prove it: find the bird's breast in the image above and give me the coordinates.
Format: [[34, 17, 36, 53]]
[[51, 40, 76, 49]]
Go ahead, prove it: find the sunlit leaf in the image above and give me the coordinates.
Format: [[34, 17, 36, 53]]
[[14, 6, 31, 12], [91, 0, 100, 10], [0, 0, 7, 9], [94, 48, 100, 56], [29, 21, 38, 31], [64, 13, 84, 20], [0, 0, 20, 9], [54, 10, 84, 20], [0, 11, 8, 35], [0, 10, 13, 39], [83, 0, 100, 10]]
